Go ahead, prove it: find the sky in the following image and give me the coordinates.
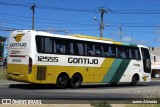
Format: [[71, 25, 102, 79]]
[[1, 0, 160, 52]]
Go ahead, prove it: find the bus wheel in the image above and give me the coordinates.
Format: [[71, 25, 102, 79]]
[[70, 74, 82, 89], [130, 75, 139, 86], [56, 74, 69, 89]]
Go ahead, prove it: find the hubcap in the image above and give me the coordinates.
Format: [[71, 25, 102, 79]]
[[59, 77, 65, 85]]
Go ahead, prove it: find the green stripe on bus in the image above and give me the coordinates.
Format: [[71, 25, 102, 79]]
[[102, 59, 123, 83], [110, 59, 131, 83], [129, 44, 137, 47]]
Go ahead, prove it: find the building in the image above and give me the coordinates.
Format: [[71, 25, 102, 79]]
[[149, 47, 160, 78]]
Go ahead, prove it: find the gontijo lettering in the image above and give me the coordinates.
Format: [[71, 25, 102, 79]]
[[10, 43, 26, 47], [68, 57, 98, 64]]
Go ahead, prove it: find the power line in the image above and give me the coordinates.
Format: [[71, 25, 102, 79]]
[[37, 3, 95, 13], [1, 1, 160, 15], [0, 1, 95, 13], [0, 2, 29, 7], [113, 25, 160, 27], [113, 10, 160, 14]]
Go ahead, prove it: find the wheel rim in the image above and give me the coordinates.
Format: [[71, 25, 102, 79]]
[[58, 76, 67, 87], [70, 75, 82, 88], [59, 77, 65, 85], [133, 76, 138, 84]]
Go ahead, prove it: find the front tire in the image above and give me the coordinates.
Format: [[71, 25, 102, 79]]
[[130, 75, 139, 86], [70, 74, 82, 88], [56, 74, 68, 89]]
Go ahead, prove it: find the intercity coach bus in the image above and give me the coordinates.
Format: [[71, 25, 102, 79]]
[[7, 30, 151, 88]]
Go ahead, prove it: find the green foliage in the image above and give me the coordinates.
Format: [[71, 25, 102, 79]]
[[0, 67, 8, 79], [0, 36, 7, 42], [0, 36, 7, 57]]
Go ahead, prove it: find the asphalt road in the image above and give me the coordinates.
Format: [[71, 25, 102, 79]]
[[0, 80, 159, 100]]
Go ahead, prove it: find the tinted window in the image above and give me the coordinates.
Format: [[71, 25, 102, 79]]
[[86, 43, 94, 56], [135, 48, 141, 60], [95, 44, 101, 57], [108, 45, 116, 58], [141, 48, 151, 73], [36, 36, 141, 60], [55, 40, 66, 54], [118, 46, 127, 58], [45, 38, 53, 53], [73, 41, 84, 55], [36, 36, 53, 53]]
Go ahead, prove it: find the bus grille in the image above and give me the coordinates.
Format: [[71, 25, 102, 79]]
[[37, 67, 46, 80]]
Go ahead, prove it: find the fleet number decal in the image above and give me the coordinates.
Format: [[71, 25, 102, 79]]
[[12, 59, 21, 62], [38, 56, 58, 62]]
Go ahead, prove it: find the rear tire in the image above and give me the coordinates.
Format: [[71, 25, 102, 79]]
[[56, 74, 68, 89], [70, 74, 82, 88]]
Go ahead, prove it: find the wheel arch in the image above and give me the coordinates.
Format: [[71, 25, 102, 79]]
[[57, 72, 69, 80], [132, 73, 140, 81]]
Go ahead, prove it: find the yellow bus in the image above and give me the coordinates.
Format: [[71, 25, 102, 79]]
[[7, 30, 151, 88]]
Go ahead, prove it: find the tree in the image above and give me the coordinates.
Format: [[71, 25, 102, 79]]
[[0, 36, 7, 57]]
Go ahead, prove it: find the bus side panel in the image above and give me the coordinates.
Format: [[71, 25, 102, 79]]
[[33, 65, 90, 84], [119, 60, 142, 82]]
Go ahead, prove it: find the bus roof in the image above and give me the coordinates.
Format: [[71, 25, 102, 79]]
[[71, 34, 115, 42], [11, 30, 148, 48]]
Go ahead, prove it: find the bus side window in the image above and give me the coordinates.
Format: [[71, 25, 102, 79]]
[[118, 46, 129, 59], [69, 42, 74, 55], [108, 46, 116, 58], [74, 42, 84, 56], [65, 40, 73, 55], [86, 43, 94, 56], [95, 44, 101, 57], [101, 46, 105, 57], [103, 45, 109, 57], [45, 37, 53, 53], [129, 49, 133, 59], [36, 36, 45, 53], [135, 49, 141, 60], [36, 36, 54, 53], [55, 40, 66, 54]]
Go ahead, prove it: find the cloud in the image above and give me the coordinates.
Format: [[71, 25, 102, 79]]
[[135, 40, 147, 45], [122, 36, 132, 43], [111, 31, 147, 45], [121, 36, 147, 45]]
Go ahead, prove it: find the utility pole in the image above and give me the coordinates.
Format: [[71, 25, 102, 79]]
[[30, 4, 36, 30], [99, 7, 105, 38], [118, 22, 122, 42], [94, 7, 111, 38]]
